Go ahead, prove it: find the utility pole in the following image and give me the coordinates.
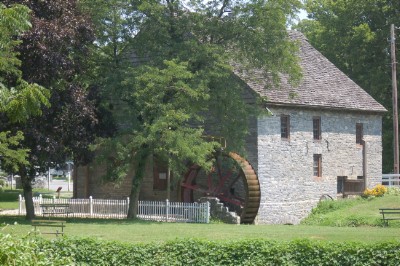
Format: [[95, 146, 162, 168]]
[[391, 24, 399, 174]]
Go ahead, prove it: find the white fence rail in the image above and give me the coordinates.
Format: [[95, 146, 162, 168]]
[[381, 174, 400, 187], [19, 196, 210, 223]]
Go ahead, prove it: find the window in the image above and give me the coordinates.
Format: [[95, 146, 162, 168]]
[[281, 115, 290, 139], [313, 117, 321, 140], [153, 156, 169, 190], [313, 154, 322, 177], [356, 123, 363, 145]]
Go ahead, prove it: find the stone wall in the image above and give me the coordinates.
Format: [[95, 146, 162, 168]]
[[255, 107, 383, 224]]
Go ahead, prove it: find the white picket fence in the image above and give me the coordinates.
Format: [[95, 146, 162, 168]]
[[382, 174, 400, 187], [19, 195, 210, 223]]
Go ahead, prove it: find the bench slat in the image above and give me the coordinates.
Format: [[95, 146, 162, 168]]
[[39, 204, 71, 217], [32, 219, 66, 236], [39, 203, 69, 207]]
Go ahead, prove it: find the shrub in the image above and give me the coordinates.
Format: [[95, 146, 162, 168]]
[[386, 187, 400, 196], [363, 184, 387, 198], [2, 235, 400, 265], [0, 234, 73, 265]]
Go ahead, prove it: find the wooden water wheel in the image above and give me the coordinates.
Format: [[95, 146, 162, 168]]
[[180, 152, 260, 224]]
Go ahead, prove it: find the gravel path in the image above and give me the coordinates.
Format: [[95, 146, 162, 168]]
[[0, 209, 19, 215]]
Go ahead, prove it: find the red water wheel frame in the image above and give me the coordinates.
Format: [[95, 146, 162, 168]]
[[180, 152, 260, 224]]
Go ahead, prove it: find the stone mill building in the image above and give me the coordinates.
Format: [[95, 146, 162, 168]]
[[74, 31, 386, 224]]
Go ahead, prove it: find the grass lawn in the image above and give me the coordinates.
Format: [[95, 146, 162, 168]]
[[1, 215, 400, 244], [301, 191, 400, 227], [1, 190, 400, 244], [0, 189, 20, 211], [0, 201, 19, 210]]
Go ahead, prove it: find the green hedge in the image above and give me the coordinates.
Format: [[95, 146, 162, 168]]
[[1, 233, 400, 265]]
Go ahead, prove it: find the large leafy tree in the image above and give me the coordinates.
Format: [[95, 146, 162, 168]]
[[1, 0, 99, 220], [0, 4, 49, 172], [84, 0, 303, 218], [295, 0, 400, 173]]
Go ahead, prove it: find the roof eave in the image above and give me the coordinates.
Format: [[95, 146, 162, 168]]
[[264, 102, 387, 115]]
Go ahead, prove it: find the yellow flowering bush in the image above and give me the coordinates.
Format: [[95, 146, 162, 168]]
[[363, 184, 387, 198]]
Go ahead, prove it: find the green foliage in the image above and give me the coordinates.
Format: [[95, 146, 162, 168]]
[[0, 3, 50, 173], [0, 4, 50, 120], [0, 3, 31, 79], [0, 234, 73, 265], [386, 187, 400, 196], [0, 131, 29, 171], [2, 235, 400, 265], [88, 0, 303, 186], [127, 60, 219, 171], [4, 79, 50, 123]]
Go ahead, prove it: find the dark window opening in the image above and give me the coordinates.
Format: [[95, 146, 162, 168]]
[[337, 176, 346, 193], [281, 115, 290, 139], [356, 123, 363, 145], [313, 154, 322, 177], [313, 117, 321, 140]]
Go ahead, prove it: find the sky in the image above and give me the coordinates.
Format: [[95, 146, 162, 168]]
[[298, 9, 308, 20]]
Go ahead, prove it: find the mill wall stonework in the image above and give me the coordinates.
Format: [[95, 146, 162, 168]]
[[75, 156, 180, 202], [254, 107, 382, 224]]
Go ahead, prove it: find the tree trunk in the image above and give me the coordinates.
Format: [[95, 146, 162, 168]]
[[20, 169, 35, 220], [127, 149, 149, 219]]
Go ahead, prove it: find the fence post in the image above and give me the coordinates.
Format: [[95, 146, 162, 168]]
[[205, 201, 210, 224], [18, 194, 22, 215], [127, 197, 130, 216], [89, 196, 93, 217], [166, 199, 169, 222], [38, 194, 43, 215]]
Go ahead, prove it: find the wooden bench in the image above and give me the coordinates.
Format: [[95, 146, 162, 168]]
[[40, 203, 71, 218], [32, 220, 66, 237], [379, 208, 400, 226]]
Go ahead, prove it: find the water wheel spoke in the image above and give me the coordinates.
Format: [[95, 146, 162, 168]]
[[227, 171, 242, 189], [181, 183, 212, 194], [213, 171, 233, 194]]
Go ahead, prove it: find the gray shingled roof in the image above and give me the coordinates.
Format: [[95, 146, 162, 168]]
[[233, 31, 387, 113]]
